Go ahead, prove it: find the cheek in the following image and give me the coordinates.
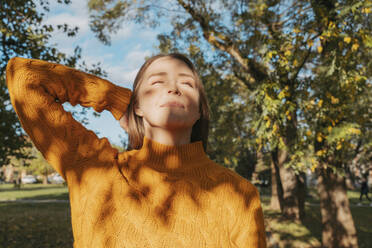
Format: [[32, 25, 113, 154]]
[[139, 88, 160, 107]]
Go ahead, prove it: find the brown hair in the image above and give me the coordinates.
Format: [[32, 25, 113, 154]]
[[125, 53, 210, 151]]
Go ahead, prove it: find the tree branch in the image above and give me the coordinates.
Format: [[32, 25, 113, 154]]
[[177, 0, 269, 84]]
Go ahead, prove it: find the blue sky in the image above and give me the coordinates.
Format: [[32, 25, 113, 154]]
[[43, 1, 168, 146]]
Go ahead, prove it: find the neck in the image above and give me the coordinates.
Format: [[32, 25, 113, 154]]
[[143, 124, 192, 146], [134, 136, 207, 170]]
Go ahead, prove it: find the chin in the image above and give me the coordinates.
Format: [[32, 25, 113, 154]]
[[150, 115, 196, 130], [157, 119, 194, 130]]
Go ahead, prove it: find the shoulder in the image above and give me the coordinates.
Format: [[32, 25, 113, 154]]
[[204, 160, 259, 204]]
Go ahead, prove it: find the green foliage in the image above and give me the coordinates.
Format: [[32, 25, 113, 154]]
[[1, 0, 106, 167], [87, 0, 372, 176], [27, 149, 55, 178]]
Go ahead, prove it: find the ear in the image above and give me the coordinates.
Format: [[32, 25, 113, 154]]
[[134, 104, 144, 117]]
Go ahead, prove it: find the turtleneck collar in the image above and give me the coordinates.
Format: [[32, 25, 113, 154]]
[[134, 136, 208, 169]]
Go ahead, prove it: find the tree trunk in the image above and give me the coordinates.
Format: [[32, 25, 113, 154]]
[[43, 174, 48, 185], [271, 148, 305, 221], [270, 153, 282, 210], [296, 172, 306, 220], [317, 166, 358, 248]]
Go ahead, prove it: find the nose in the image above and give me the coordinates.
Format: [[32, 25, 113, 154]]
[[168, 89, 181, 96], [167, 83, 181, 96]]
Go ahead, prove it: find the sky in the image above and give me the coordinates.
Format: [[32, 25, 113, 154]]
[[42, 1, 168, 146]]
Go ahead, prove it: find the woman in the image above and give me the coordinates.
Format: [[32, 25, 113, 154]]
[[6, 54, 266, 247]]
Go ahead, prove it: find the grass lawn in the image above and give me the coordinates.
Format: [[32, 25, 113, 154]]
[[0, 202, 73, 248], [0, 184, 371, 247], [0, 184, 72, 248], [0, 184, 69, 201], [260, 187, 372, 248]]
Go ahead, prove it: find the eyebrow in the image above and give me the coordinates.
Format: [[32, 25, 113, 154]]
[[147, 72, 195, 80]]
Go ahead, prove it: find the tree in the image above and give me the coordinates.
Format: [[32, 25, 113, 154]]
[[300, 1, 372, 246], [27, 149, 55, 184], [1, 0, 105, 168], [87, 0, 372, 246], [88, 0, 305, 222]]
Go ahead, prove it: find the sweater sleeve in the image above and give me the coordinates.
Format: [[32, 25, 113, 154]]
[[229, 182, 267, 248], [6, 57, 132, 179]]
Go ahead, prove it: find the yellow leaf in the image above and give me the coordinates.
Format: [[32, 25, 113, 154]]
[[349, 128, 361, 135], [266, 119, 271, 128], [224, 157, 231, 165], [307, 39, 314, 47], [317, 133, 323, 142], [273, 124, 279, 132], [336, 143, 342, 150], [362, 7, 371, 14], [285, 50, 291, 57], [306, 130, 312, 136], [344, 36, 351, 44], [268, 51, 273, 59], [316, 150, 323, 156], [317, 46, 323, 53], [318, 99, 323, 107], [351, 43, 359, 51], [331, 96, 339, 104], [328, 126, 333, 132], [278, 91, 285, 99]]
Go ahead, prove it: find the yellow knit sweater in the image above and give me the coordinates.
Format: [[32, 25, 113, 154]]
[[6, 57, 266, 248]]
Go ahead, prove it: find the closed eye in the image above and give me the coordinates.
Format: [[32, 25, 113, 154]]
[[151, 81, 164, 85], [182, 82, 193, 87]]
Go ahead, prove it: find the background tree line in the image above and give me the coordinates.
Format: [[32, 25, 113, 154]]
[[0, 0, 105, 181], [88, 0, 371, 247], [1, 0, 371, 247]]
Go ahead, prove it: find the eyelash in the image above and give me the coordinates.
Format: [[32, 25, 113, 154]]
[[182, 82, 193, 87], [151, 81, 193, 88]]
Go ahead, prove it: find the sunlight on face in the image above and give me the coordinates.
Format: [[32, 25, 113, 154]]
[[135, 57, 201, 131]]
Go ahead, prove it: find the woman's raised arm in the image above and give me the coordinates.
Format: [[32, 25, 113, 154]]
[[6, 57, 132, 180]]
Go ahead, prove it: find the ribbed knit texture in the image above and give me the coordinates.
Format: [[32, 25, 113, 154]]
[[6, 57, 266, 248]]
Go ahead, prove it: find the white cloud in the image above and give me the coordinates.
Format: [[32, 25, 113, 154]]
[[111, 25, 134, 42], [106, 66, 138, 88], [47, 13, 90, 35], [125, 48, 151, 68]]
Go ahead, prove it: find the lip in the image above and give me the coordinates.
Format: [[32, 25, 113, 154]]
[[160, 101, 185, 108]]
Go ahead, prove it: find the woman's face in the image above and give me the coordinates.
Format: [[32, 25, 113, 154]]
[[135, 57, 201, 131]]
